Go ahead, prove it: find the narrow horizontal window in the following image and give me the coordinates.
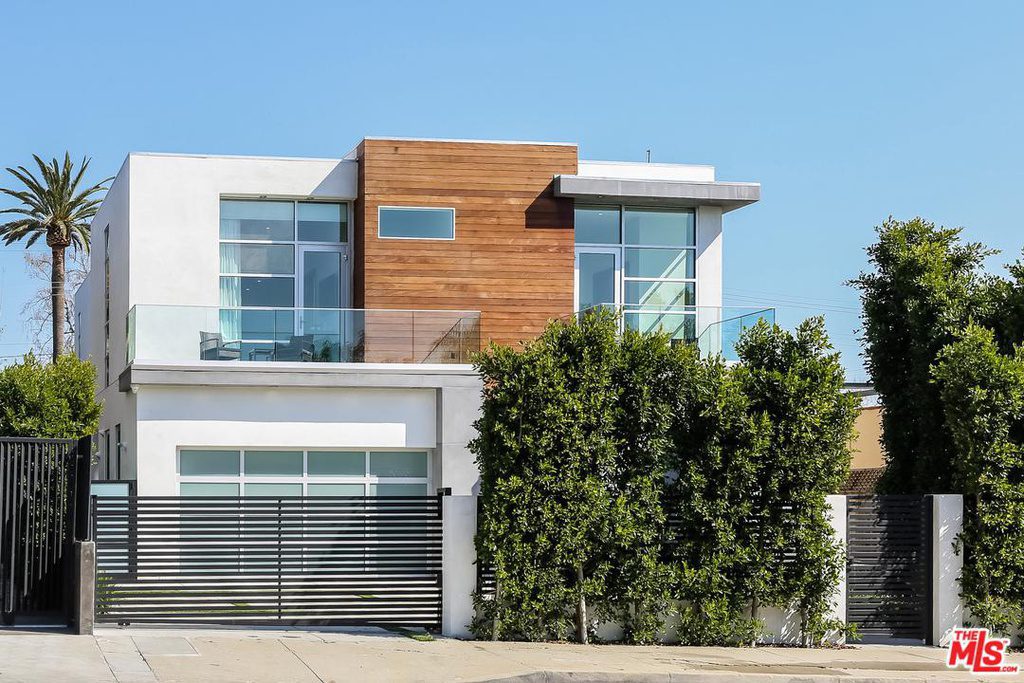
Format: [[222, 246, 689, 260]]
[[378, 207, 455, 240], [624, 312, 696, 341], [220, 200, 294, 241], [220, 276, 295, 307], [624, 248, 694, 280], [220, 244, 294, 274], [625, 281, 695, 308]]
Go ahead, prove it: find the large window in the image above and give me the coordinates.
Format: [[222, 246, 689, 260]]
[[177, 448, 431, 497], [574, 205, 697, 340], [218, 199, 349, 360], [378, 206, 455, 240]]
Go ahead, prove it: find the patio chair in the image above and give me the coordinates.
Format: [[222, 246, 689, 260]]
[[272, 335, 315, 362], [199, 331, 240, 361]]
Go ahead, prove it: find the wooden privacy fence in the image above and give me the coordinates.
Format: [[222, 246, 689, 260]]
[[93, 495, 444, 629], [0, 437, 90, 625]]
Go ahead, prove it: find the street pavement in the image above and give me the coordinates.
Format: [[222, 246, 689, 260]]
[[0, 626, 1019, 682]]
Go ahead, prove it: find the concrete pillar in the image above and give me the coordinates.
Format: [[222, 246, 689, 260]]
[[932, 494, 964, 646], [441, 495, 477, 638], [73, 541, 95, 635], [826, 495, 847, 644]]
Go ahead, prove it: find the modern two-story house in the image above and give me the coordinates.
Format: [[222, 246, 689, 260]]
[[73, 136, 764, 635], [75, 136, 763, 500]]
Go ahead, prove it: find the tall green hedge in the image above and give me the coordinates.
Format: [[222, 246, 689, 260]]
[[0, 353, 100, 438], [934, 325, 1024, 634], [472, 312, 854, 645]]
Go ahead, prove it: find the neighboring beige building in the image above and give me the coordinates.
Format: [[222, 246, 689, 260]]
[[851, 405, 884, 470]]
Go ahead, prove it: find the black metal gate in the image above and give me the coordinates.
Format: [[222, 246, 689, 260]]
[[846, 495, 932, 643], [0, 437, 86, 625], [93, 495, 444, 629]]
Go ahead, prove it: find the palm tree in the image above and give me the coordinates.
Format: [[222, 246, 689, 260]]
[[0, 154, 110, 360]]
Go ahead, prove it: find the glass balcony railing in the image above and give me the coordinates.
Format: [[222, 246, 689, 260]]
[[126, 305, 481, 365], [576, 305, 775, 361]]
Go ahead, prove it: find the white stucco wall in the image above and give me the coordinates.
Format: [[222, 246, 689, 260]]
[[133, 384, 439, 496], [126, 153, 356, 310]]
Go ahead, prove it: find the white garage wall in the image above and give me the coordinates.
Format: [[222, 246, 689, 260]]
[[134, 384, 438, 496]]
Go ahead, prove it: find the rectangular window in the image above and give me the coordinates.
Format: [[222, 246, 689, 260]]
[[177, 448, 431, 497], [219, 244, 295, 275], [219, 276, 295, 308], [181, 482, 240, 497], [624, 207, 695, 246], [180, 450, 241, 476], [307, 451, 364, 476], [243, 450, 303, 476], [220, 200, 294, 241], [574, 205, 620, 244], [624, 248, 694, 280], [298, 202, 347, 242], [378, 207, 455, 240], [625, 281, 695, 308]]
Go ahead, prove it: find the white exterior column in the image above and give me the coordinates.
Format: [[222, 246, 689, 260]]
[[826, 494, 847, 644], [441, 494, 477, 638], [932, 494, 964, 646]]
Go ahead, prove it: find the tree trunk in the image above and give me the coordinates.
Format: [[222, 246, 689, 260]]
[[750, 595, 760, 647], [492, 575, 501, 641], [51, 247, 66, 361], [575, 565, 588, 644]]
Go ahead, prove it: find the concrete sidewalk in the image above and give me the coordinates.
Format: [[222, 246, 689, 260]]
[[0, 626, 1020, 682]]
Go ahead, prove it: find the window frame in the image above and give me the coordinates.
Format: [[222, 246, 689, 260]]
[[574, 204, 699, 340], [377, 206, 456, 241], [176, 447, 433, 497], [218, 197, 352, 308]]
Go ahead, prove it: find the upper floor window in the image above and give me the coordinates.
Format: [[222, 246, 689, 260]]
[[378, 206, 455, 240], [574, 205, 697, 340]]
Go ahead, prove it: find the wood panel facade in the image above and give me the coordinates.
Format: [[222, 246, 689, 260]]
[[355, 138, 577, 347]]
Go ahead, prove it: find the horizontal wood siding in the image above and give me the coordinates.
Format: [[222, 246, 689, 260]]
[[358, 139, 577, 347]]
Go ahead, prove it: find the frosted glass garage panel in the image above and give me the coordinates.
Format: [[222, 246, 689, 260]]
[[308, 483, 365, 497], [307, 451, 364, 476], [370, 483, 429, 496], [180, 450, 240, 476], [368, 452, 429, 478], [244, 451, 303, 476], [180, 482, 240, 496]]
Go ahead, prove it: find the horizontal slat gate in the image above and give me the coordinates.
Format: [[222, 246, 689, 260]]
[[93, 496, 443, 629], [846, 495, 931, 643], [0, 438, 78, 624]]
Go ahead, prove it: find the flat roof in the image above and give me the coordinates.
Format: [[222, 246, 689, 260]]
[[554, 175, 760, 212]]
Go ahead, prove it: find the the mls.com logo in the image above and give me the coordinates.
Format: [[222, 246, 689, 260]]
[[947, 628, 1019, 674]]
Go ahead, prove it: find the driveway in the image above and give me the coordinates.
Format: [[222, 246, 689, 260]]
[[0, 626, 1019, 682]]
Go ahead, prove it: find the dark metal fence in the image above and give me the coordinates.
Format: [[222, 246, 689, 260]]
[[93, 495, 444, 629], [0, 437, 86, 624], [846, 495, 932, 643]]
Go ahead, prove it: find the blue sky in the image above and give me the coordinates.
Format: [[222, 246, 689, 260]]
[[1, 1, 1022, 378]]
